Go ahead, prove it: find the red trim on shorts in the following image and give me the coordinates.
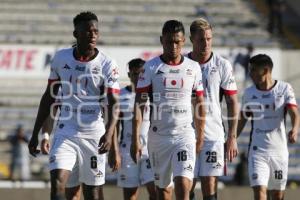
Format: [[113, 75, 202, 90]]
[[136, 85, 151, 93], [286, 103, 298, 109], [48, 79, 59, 85], [107, 88, 120, 94], [223, 90, 237, 95]]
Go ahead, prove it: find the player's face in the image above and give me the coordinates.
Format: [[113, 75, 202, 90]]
[[160, 31, 185, 60], [129, 67, 144, 87], [249, 64, 268, 85], [190, 29, 212, 56], [74, 20, 99, 50]]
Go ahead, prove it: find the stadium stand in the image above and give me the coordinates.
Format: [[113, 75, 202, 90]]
[[0, 0, 279, 47]]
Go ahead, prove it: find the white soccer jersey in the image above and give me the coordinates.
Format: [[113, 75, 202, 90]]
[[242, 80, 297, 156], [49, 47, 120, 137], [136, 56, 204, 136], [119, 86, 150, 149], [187, 52, 237, 142]]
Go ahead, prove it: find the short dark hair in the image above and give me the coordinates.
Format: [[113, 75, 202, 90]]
[[249, 54, 273, 70], [128, 58, 145, 71], [162, 20, 185, 35], [73, 11, 98, 27]]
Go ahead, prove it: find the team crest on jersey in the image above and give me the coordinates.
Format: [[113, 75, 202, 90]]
[[210, 67, 217, 74], [91, 66, 100, 74], [112, 68, 119, 76]]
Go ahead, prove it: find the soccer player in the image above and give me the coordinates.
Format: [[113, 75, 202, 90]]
[[187, 18, 239, 200], [28, 11, 120, 200], [131, 20, 206, 200], [237, 54, 299, 200], [114, 58, 156, 200]]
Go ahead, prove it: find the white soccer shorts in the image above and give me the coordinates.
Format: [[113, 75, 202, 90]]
[[49, 133, 106, 186], [148, 127, 196, 188], [117, 146, 154, 188], [194, 141, 225, 177], [248, 152, 288, 190]]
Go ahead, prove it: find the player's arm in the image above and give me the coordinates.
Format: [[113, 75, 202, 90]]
[[287, 106, 300, 144], [40, 106, 58, 155], [193, 94, 206, 154], [99, 92, 120, 154], [237, 110, 249, 138], [131, 92, 148, 163], [28, 82, 60, 157], [224, 93, 239, 162]]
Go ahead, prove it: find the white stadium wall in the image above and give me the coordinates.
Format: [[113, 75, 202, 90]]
[[0, 44, 284, 83]]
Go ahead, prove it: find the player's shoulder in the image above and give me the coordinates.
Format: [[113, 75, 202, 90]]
[[275, 80, 294, 93], [212, 53, 232, 69], [183, 56, 200, 67], [96, 50, 116, 66], [243, 84, 257, 99], [53, 47, 73, 59]]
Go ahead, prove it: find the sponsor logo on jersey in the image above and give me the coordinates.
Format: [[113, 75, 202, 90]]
[[213, 162, 222, 169], [251, 95, 258, 99], [63, 64, 71, 70], [169, 69, 180, 73], [165, 92, 185, 99], [75, 65, 85, 72]]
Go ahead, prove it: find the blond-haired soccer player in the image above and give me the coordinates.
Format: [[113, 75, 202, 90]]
[[238, 54, 299, 200], [187, 18, 239, 200]]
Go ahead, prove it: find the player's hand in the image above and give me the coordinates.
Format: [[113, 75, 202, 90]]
[[41, 139, 50, 155], [108, 149, 121, 172], [98, 133, 113, 154], [288, 129, 298, 144], [196, 137, 204, 154], [130, 142, 142, 164], [226, 136, 238, 162], [28, 135, 40, 157]]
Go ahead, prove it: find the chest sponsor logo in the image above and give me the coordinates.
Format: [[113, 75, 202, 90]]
[[156, 70, 164, 75], [75, 65, 85, 72], [63, 64, 71, 70], [262, 93, 271, 98], [169, 69, 180, 73]]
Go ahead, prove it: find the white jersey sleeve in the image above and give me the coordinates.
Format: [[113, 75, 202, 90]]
[[284, 83, 297, 108], [193, 63, 204, 96], [49, 52, 60, 81], [102, 59, 120, 94], [136, 63, 152, 93], [220, 60, 237, 95]]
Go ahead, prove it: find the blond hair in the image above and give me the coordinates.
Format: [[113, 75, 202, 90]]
[[190, 18, 212, 36]]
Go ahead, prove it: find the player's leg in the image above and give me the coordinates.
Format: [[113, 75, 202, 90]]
[[79, 137, 106, 200], [123, 187, 139, 200], [157, 186, 173, 200], [172, 132, 196, 200], [200, 176, 217, 200], [268, 190, 284, 200], [190, 154, 201, 200], [50, 169, 71, 200], [145, 181, 157, 200], [174, 176, 192, 200], [65, 164, 81, 200], [198, 142, 224, 200], [189, 179, 197, 200], [65, 186, 81, 200], [49, 135, 77, 200], [148, 133, 173, 200], [253, 186, 267, 200]]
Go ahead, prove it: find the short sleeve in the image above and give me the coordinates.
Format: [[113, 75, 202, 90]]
[[193, 63, 204, 96], [103, 60, 120, 94], [221, 60, 237, 95], [285, 84, 297, 108], [136, 63, 152, 93], [48, 53, 60, 84]]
